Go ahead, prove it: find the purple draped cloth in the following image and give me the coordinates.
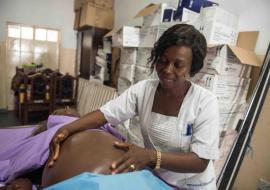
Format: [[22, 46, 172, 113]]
[[0, 115, 126, 185]]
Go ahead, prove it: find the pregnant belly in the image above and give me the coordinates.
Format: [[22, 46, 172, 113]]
[[41, 130, 125, 187]]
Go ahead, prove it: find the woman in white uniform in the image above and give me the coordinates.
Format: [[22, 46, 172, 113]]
[[48, 24, 220, 190]]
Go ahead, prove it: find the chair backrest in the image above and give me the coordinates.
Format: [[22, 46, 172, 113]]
[[53, 74, 78, 105], [24, 73, 52, 103], [77, 78, 117, 116]]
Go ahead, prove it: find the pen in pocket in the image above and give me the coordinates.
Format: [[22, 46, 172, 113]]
[[186, 123, 193, 136]]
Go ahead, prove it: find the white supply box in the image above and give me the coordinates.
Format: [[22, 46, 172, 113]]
[[218, 102, 247, 131], [198, 6, 238, 45], [200, 21, 238, 45], [103, 38, 112, 54], [200, 6, 238, 28], [136, 48, 152, 68], [202, 45, 252, 77], [139, 25, 171, 48], [163, 0, 178, 9], [119, 64, 135, 82], [117, 77, 132, 95], [110, 26, 140, 47], [190, 72, 251, 104], [97, 49, 107, 61], [119, 48, 137, 65], [181, 8, 200, 23]]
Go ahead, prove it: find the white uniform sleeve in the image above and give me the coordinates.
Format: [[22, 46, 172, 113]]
[[190, 96, 220, 160], [100, 82, 141, 126]]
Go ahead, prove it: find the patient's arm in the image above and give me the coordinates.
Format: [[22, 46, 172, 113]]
[[41, 130, 125, 188]]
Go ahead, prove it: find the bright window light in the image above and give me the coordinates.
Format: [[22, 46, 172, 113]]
[[21, 27, 33, 39], [47, 30, 58, 42], [8, 25, 20, 38], [35, 28, 47, 41]]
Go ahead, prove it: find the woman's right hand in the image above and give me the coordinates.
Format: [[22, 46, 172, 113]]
[[47, 127, 70, 167]]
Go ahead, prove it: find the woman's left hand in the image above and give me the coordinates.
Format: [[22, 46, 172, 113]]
[[110, 141, 155, 174]]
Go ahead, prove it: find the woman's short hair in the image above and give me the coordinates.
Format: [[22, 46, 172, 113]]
[[149, 24, 207, 77]]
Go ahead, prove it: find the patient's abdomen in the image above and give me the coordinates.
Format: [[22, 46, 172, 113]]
[[41, 130, 125, 187]]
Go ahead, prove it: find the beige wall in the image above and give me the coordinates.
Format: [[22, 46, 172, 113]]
[[0, 42, 7, 109], [233, 88, 270, 189]]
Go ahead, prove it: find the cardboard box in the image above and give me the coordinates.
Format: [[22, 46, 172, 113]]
[[235, 31, 261, 99], [80, 2, 114, 30], [106, 26, 140, 47], [202, 45, 254, 77], [74, 0, 114, 11], [136, 48, 152, 68], [181, 8, 200, 22], [201, 45, 252, 78], [119, 48, 137, 65], [174, 1, 203, 21], [135, 3, 176, 26], [74, 0, 82, 11], [163, 9, 174, 22], [74, 10, 81, 30], [177, 0, 205, 13], [163, 0, 179, 9], [196, 6, 238, 45], [218, 102, 247, 130], [197, 19, 238, 45], [102, 38, 112, 54], [200, 6, 238, 28], [139, 24, 172, 47], [214, 129, 237, 177], [190, 72, 251, 104]]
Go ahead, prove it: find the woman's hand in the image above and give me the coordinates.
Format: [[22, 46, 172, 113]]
[[47, 128, 70, 167], [110, 141, 156, 174]]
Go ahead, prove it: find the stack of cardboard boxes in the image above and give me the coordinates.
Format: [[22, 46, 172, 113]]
[[187, 5, 261, 132], [198, 6, 238, 45], [190, 42, 260, 131], [110, 3, 180, 96], [105, 2, 262, 139], [74, 0, 114, 30]]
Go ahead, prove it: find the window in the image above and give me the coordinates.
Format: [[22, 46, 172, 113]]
[[8, 25, 59, 42], [5, 22, 61, 110], [6, 23, 60, 69]]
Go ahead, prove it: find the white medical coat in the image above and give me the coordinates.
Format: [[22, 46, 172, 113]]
[[100, 79, 220, 190]]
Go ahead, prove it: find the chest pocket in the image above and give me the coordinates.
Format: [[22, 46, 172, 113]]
[[180, 122, 193, 152]]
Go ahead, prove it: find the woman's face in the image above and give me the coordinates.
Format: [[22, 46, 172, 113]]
[[155, 45, 193, 89]]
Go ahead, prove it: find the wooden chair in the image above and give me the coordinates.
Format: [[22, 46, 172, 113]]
[[77, 78, 117, 116], [52, 74, 78, 110], [19, 72, 53, 124]]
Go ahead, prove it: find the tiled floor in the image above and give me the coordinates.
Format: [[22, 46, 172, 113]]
[[0, 110, 22, 127], [0, 110, 47, 127]]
